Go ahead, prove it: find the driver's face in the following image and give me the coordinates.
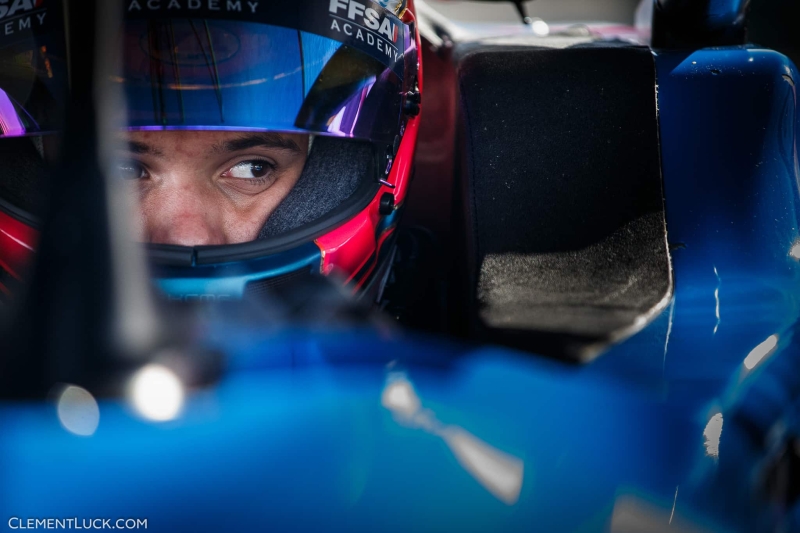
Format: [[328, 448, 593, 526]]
[[116, 130, 309, 246]]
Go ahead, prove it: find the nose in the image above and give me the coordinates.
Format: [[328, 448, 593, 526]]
[[141, 185, 227, 246]]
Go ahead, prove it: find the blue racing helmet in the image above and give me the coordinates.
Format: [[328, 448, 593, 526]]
[[0, 0, 422, 304]]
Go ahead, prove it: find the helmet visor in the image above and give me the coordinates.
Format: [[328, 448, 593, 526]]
[[119, 1, 414, 145]]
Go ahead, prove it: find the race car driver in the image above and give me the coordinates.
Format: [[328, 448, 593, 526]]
[[0, 0, 422, 301]]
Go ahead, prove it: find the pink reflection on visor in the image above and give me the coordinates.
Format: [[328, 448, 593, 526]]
[[0, 89, 25, 136], [327, 78, 376, 137]]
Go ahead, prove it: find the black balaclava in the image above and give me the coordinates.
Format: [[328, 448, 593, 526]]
[[259, 136, 374, 239]]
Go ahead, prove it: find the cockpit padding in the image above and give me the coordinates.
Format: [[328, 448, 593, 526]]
[[455, 44, 671, 362]]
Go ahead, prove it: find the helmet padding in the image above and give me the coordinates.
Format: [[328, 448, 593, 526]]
[[258, 136, 374, 239]]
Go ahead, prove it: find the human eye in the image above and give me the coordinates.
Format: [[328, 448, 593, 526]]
[[114, 160, 148, 181], [224, 160, 274, 180]]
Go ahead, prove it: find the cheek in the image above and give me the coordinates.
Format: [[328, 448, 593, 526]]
[[221, 173, 302, 243], [222, 211, 264, 243]]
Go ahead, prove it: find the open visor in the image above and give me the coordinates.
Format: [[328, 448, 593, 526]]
[[118, 3, 415, 146]]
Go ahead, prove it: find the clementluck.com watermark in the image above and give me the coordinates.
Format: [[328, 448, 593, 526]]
[[7, 518, 147, 530]]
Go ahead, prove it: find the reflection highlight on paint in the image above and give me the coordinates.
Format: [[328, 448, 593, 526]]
[[128, 364, 185, 422], [382, 373, 524, 505], [382, 377, 420, 417], [712, 265, 720, 335], [610, 494, 711, 533], [56, 385, 100, 437], [790, 240, 800, 260], [703, 413, 723, 458], [531, 19, 549, 36], [743, 334, 778, 371]]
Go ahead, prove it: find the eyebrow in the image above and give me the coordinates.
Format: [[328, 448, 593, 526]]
[[126, 141, 164, 157], [119, 132, 302, 157], [215, 133, 302, 154]]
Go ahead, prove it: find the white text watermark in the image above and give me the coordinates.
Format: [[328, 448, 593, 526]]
[[7, 518, 147, 530]]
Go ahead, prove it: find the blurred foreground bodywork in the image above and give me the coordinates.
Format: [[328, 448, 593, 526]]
[[3, 1, 800, 532]]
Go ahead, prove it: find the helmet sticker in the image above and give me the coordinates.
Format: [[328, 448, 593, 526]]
[[0, 0, 58, 46], [124, 0, 407, 79]]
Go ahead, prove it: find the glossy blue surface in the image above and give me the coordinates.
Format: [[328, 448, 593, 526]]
[[654, 46, 800, 410], [3, 46, 800, 532], [702, 0, 748, 28], [652, 46, 800, 531], [564, 47, 800, 427], [0, 331, 714, 532]]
